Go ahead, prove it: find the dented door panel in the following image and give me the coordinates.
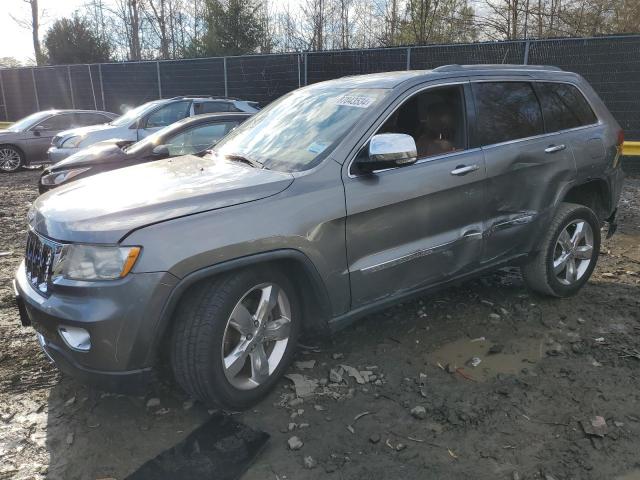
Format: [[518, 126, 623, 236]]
[[345, 149, 486, 307], [480, 134, 576, 263]]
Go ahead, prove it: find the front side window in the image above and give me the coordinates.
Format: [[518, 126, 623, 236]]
[[35, 114, 76, 131], [537, 82, 597, 133], [377, 85, 466, 159], [472, 82, 544, 146], [145, 101, 191, 129], [110, 101, 164, 127], [166, 122, 238, 156], [213, 86, 388, 172]]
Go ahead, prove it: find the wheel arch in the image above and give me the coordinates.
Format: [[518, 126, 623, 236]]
[[558, 178, 611, 222], [148, 249, 334, 366]]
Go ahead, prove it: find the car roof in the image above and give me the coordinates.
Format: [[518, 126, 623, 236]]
[[313, 64, 573, 90], [39, 109, 116, 116]]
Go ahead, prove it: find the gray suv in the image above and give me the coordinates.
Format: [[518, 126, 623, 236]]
[[14, 65, 625, 409]]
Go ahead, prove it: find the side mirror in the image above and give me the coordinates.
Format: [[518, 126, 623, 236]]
[[151, 144, 170, 157], [32, 125, 47, 136], [355, 133, 417, 174]]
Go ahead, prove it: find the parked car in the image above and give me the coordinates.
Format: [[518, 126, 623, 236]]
[[47, 96, 259, 163], [38, 113, 251, 193], [0, 110, 117, 172], [14, 65, 624, 409]]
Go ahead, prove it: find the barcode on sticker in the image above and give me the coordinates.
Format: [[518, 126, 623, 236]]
[[336, 95, 376, 108]]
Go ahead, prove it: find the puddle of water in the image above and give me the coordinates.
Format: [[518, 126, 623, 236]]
[[428, 337, 544, 382], [616, 470, 640, 480]]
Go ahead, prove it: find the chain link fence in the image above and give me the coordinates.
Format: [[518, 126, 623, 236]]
[[0, 35, 639, 139]]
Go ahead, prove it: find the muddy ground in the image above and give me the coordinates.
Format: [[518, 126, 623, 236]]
[[1, 169, 640, 480]]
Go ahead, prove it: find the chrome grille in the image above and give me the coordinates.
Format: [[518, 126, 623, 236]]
[[25, 230, 62, 296]]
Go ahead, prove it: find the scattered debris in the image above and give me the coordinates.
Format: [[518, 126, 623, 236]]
[[341, 364, 366, 384], [303, 456, 317, 469], [332, 353, 344, 360], [466, 357, 482, 367], [369, 433, 381, 444], [146, 398, 161, 408], [288, 436, 304, 450], [0, 251, 13, 257], [410, 406, 426, 420], [66, 432, 74, 445], [581, 416, 608, 437], [488, 344, 504, 355], [285, 374, 319, 398], [329, 367, 344, 384], [295, 360, 316, 370]]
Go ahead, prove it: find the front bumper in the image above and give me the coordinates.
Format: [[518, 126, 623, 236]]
[[47, 146, 79, 163], [14, 261, 179, 392]]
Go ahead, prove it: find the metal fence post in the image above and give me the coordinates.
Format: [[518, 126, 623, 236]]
[[223, 57, 228, 97], [0, 70, 8, 121], [31, 68, 40, 111], [523, 40, 531, 65], [156, 61, 162, 98], [87, 65, 97, 110], [303, 52, 308, 86], [406, 47, 411, 70], [297, 54, 301, 88], [67, 66, 75, 108], [99, 64, 106, 111]]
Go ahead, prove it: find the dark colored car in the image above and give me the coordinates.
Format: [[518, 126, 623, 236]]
[[15, 65, 624, 410], [39, 113, 251, 192], [0, 110, 117, 172]]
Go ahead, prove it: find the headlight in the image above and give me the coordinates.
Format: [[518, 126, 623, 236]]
[[62, 136, 83, 148], [52, 245, 141, 281], [40, 168, 90, 186]]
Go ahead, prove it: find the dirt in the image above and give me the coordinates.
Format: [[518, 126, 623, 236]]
[[1, 169, 640, 480]]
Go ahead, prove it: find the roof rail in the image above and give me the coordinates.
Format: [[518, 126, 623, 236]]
[[167, 95, 241, 101], [432, 64, 563, 72]]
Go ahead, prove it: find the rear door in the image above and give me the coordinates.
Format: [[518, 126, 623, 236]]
[[471, 80, 576, 264], [139, 101, 192, 139], [344, 80, 487, 307]]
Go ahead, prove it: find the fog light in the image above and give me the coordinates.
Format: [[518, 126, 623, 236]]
[[58, 326, 91, 351]]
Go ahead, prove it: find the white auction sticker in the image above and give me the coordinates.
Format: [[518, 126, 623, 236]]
[[336, 95, 376, 108]]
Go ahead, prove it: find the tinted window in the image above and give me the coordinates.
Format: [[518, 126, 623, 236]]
[[74, 113, 111, 126], [195, 102, 230, 114], [35, 114, 76, 131], [166, 121, 238, 156], [145, 101, 191, 128], [472, 82, 544, 146], [377, 85, 466, 158], [537, 82, 597, 132]]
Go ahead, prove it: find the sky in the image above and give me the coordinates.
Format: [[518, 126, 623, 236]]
[[0, 0, 86, 63]]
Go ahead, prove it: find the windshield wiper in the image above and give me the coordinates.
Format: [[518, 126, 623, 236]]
[[224, 153, 264, 169]]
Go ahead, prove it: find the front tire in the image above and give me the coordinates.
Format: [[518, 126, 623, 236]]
[[521, 202, 601, 297], [170, 267, 301, 409], [0, 145, 24, 172]]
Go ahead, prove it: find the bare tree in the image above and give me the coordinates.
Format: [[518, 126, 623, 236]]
[[10, 0, 45, 65]]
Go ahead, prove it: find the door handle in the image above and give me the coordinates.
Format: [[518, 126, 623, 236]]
[[450, 164, 479, 176], [545, 144, 566, 153]]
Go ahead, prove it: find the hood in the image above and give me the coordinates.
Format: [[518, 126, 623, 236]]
[[49, 142, 129, 170], [57, 124, 137, 146], [0, 130, 20, 140], [30, 155, 294, 243]]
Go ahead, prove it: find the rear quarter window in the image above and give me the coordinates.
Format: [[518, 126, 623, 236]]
[[472, 82, 544, 146], [536, 82, 597, 132]]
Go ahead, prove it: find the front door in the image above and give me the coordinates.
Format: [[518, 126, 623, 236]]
[[23, 113, 77, 163], [344, 82, 487, 307]]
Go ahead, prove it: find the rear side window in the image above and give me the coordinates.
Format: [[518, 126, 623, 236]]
[[35, 114, 76, 131], [195, 102, 231, 114], [472, 82, 544, 146], [536, 82, 597, 132], [145, 101, 191, 128], [73, 113, 111, 126]]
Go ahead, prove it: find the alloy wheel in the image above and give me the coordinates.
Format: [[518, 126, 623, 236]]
[[0, 147, 21, 172], [221, 283, 292, 390], [553, 219, 594, 285]]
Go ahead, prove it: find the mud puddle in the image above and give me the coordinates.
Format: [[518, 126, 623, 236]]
[[428, 336, 544, 381]]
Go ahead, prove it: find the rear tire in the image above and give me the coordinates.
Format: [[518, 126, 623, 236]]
[[521, 202, 600, 297], [0, 145, 24, 172], [170, 267, 301, 409]]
